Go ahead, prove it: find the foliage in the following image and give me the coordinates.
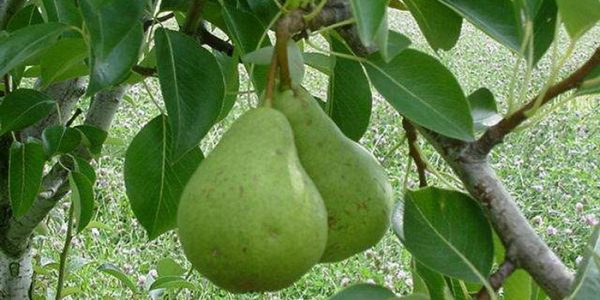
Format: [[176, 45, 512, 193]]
[[0, 0, 599, 299]]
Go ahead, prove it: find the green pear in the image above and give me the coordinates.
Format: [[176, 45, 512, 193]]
[[273, 88, 394, 262], [177, 108, 328, 293]]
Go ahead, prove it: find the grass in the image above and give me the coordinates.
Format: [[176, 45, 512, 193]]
[[31, 10, 599, 300]]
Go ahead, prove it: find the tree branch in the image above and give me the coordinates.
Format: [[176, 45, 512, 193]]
[[1, 85, 129, 258], [475, 47, 600, 155], [475, 260, 517, 300], [418, 129, 574, 299], [402, 119, 428, 187], [198, 25, 234, 56], [143, 12, 175, 31]]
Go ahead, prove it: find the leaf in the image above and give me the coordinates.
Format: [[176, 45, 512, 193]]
[[328, 37, 372, 141], [242, 41, 305, 88], [156, 258, 186, 277], [438, 0, 521, 51], [329, 283, 397, 300], [385, 30, 412, 61], [0, 23, 68, 77], [215, 50, 240, 121], [404, 0, 462, 51], [124, 115, 203, 240], [8, 141, 45, 218], [40, 38, 89, 87], [6, 5, 44, 32], [577, 66, 600, 96], [160, 0, 191, 11], [149, 276, 195, 291], [74, 125, 108, 158], [245, 0, 279, 25], [41, 125, 82, 157], [365, 49, 474, 141], [468, 88, 502, 131], [73, 157, 97, 184], [155, 29, 224, 161], [304, 52, 332, 75], [416, 261, 453, 300], [97, 263, 138, 293], [222, 3, 271, 92], [349, 0, 389, 47], [504, 270, 533, 300], [569, 225, 600, 299], [556, 0, 600, 39], [80, 0, 145, 95], [0, 89, 56, 135], [42, 0, 82, 27], [528, 0, 557, 64], [68, 171, 94, 233], [402, 187, 494, 283]]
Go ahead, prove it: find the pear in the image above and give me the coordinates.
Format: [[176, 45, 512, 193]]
[[273, 88, 394, 262], [177, 108, 328, 293]]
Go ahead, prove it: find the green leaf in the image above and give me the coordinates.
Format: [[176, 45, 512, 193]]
[[80, 0, 145, 95], [124, 115, 203, 240], [468, 88, 502, 132], [242, 41, 305, 88], [556, 0, 600, 39], [438, 0, 521, 51], [8, 141, 45, 218], [156, 258, 186, 277], [222, 3, 271, 92], [329, 283, 396, 300], [41, 125, 82, 157], [149, 276, 195, 291], [42, 0, 82, 27], [68, 171, 94, 233], [215, 51, 240, 121], [402, 187, 494, 283], [404, 0, 462, 51], [416, 261, 453, 300], [577, 66, 600, 96], [328, 37, 372, 141], [569, 225, 600, 299], [504, 270, 533, 300], [160, 0, 191, 11], [73, 157, 97, 184], [304, 52, 332, 75], [74, 125, 108, 158], [385, 30, 412, 61], [6, 5, 44, 32], [155, 29, 224, 161], [365, 49, 474, 141], [245, 0, 279, 25], [0, 89, 56, 135], [97, 263, 138, 293], [349, 0, 390, 47], [528, 0, 557, 64], [0, 23, 68, 77], [40, 38, 89, 88]]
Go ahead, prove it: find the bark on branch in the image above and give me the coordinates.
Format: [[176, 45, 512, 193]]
[[475, 260, 517, 299], [402, 119, 428, 187]]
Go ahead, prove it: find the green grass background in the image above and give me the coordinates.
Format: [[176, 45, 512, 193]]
[[32, 10, 599, 300]]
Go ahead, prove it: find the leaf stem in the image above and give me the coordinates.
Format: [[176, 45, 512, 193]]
[[55, 204, 75, 300], [182, 0, 203, 35]]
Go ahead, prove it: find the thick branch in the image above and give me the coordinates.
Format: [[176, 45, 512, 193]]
[[20, 78, 87, 139], [419, 130, 574, 299], [1, 85, 128, 258], [475, 260, 516, 300], [402, 119, 427, 187], [475, 47, 600, 154]]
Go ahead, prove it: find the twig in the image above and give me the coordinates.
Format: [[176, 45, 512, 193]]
[[3, 74, 10, 95], [143, 13, 175, 31], [65, 109, 83, 127], [475, 260, 517, 300], [402, 119, 427, 187], [265, 49, 279, 106], [132, 65, 157, 77], [55, 205, 74, 300], [275, 18, 293, 90], [182, 0, 203, 35], [475, 46, 600, 155], [198, 26, 234, 56]]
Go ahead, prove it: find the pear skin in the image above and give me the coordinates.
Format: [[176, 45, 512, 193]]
[[177, 108, 328, 293], [273, 88, 394, 262]]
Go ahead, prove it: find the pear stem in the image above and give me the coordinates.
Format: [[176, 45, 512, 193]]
[[265, 50, 279, 107], [275, 19, 292, 90]]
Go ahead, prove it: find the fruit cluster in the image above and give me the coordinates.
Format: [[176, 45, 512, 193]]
[[177, 86, 393, 293]]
